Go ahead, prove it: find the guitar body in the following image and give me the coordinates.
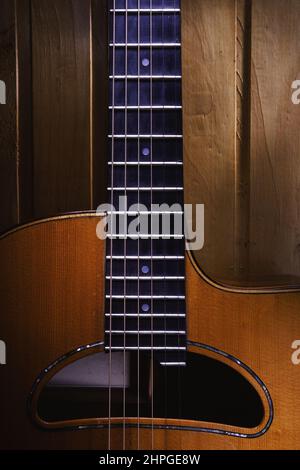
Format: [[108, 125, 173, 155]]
[[1, 213, 300, 450]]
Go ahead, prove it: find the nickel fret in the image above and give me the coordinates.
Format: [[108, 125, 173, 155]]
[[109, 106, 182, 109], [107, 187, 183, 190], [107, 235, 184, 239], [110, 43, 181, 47], [107, 331, 186, 335], [104, 211, 183, 214], [105, 314, 186, 317], [108, 162, 182, 165], [106, 255, 184, 259], [110, 75, 181, 79], [108, 135, 182, 138], [106, 295, 185, 300], [106, 347, 186, 351], [110, 9, 181, 13], [106, 276, 185, 280]]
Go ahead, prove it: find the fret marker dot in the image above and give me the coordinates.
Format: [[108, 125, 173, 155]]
[[142, 58, 150, 67], [142, 265, 150, 275], [142, 304, 150, 313], [142, 147, 150, 157]]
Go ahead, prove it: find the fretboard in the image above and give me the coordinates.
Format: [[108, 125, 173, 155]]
[[105, 0, 186, 366]]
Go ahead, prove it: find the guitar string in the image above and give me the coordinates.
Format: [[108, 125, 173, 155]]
[[137, 0, 141, 450], [108, 0, 117, 451], [123, 0, 129, 451], [150, 0, 154, 451], [175, 0, 183, 422], [162, 0, 168, 447]]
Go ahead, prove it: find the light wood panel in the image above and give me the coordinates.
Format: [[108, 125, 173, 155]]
[[250, 0, 300, 280], [1, 0, 108, 233], [182, 0, 238, 281], [31, 0, 93, 217], [183, 0, 300, 287]]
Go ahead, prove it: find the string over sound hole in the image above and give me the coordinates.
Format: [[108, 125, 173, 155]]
[[36, 349, 264, 429]]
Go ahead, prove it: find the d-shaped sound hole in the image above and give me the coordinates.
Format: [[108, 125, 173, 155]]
[[36, 349, 265, 429]]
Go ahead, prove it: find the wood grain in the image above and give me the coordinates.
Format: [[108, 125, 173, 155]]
[[91, 0, 109, 209], [2, 0, 300, 289], [182, 0, 237, 282], [235, 0, 252, 277], [16, 0, 34, 224], [0, 0, 18, 232], [250, 0, 300, 279], [183, 0, 300, 287], [0, 0, 108, 232], [31, 0, 93, 217]]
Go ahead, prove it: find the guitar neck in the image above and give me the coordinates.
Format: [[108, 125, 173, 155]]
[[105, 0, 186, 366]]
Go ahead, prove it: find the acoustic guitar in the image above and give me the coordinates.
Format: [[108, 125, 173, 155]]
[[1, 0, 300, 450]]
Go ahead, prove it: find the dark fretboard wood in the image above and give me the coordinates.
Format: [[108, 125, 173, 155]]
[[105, 0, 186, 366]]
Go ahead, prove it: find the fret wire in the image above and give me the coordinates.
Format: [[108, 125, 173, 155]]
[[109, 43, 181, 47], [104, 210, 183, 214], [108, 135, 183, 138], [106, 255, 184, 259], [105, 314, 186, 317], [106, 331, 186, 335], [109, 75, 182, 79], [109, 106, 182, 109], [106, 295, 185, 299], [107, 187, 183, 190], [108, 162, 183, 165], [106, 235, 183, 239], [106, 347, 186, 351], [110, 9, 181, 13], [106, 276, 185, 280]]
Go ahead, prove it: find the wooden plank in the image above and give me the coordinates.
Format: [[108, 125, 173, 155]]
[[250, 0, 300, 281], [91, 0, 108, 209], [31, 0, 92, 218], [0, 0, 18, 233], [235, 0, 252, 278], [16, 0, 34, 224], [182, 0, 237, 281]]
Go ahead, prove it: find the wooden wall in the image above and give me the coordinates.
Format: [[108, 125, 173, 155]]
[[0, 0, 108, 234], [182, 0, 300, 286], [0, 0, 18, 232], [1, 0, 300, 287]]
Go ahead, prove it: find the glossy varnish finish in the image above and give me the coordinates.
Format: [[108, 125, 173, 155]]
[[0, 215, 300, 449]]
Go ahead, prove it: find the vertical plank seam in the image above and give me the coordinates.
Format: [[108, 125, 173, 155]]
[[14, 0, 20, 225], [234, 0, 238, 275], [89, 0, 94, 210], [234, 0, 252, 278]]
